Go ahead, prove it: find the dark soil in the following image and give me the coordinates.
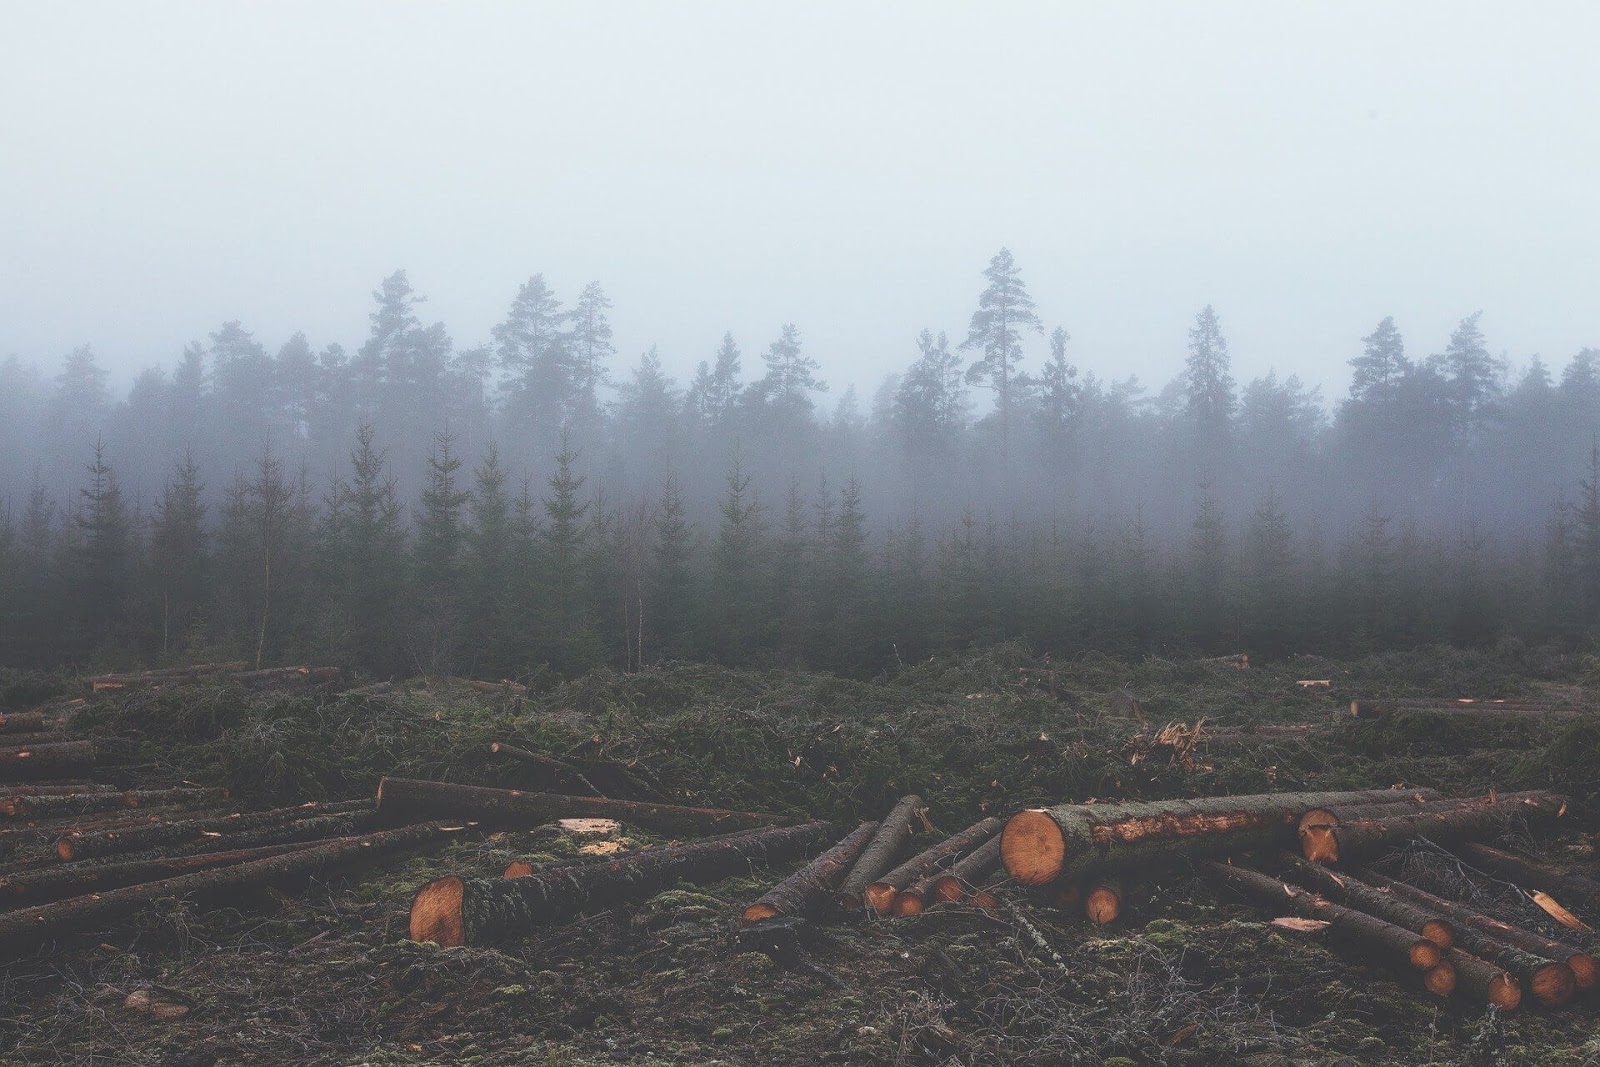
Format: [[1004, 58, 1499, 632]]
[[3, 643, 1599, 1065]]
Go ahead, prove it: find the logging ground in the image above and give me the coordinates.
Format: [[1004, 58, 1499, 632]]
[[3, 642, 1600, 1066]]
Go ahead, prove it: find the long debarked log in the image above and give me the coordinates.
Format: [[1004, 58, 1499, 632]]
[[1004, 789, 1442, 886], [1456, 842, 1600, 915], [0, 741, 95, 780], [0, 821, 463, 952], [1202, 861, 1445, 974], [1303, 792, 1568, 865], [0, 713, 50, 734], [56, 800, 375, 861], [742, 821, 879, 924], [928, 836, 1002, 905], [1365, 871, 1594, 998], [870, 817, 1004, 916], [1278, 854, 1454, 947], [837, 795, 926, 911], [0, 840, 325, 904], [376, 777, 790, 837], [412, 820, 838, 946], [1, 786, 223, 819]]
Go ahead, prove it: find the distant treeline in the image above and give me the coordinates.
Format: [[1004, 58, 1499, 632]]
[[4, 249, 1600, 674]]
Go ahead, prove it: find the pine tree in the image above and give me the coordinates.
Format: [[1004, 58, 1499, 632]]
[[961, 248, 1043, 456], [148, 452, 208, 657], [1441, 311, 1500, 435], [566, 281, 615, 426], [1244, 488, 1294, 656], [75, 441, 133, 654], [752, 324, 826, 421], [494, 274, 567, 424], [1184, 484, 1230, 651], [893, 329, 967, 457], [1348, 317, 1408, 406], [1035, 325, 1080, 454], [1184, 305, 1236, 449], [687, 332, 745, 432], [1574, 443, 1600, 622]]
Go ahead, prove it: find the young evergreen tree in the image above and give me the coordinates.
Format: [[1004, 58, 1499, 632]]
[[1573, 443, 1600, 622], [706, 455, 766, 661], [1184, 305, 1236, 451], [462, 442, 514, 674], [961, 248, 1043, 457], [1184, 485, 1230, 651], [1034, 325, 1080, 457], [494, 274, 567, 426], [1244, 488, 1294, 657], [75, 441, 134, 655], [324, 426, 407, 673], [647, 474, 696, 659], [413, 428, 471, 672], [538, 436, 600, 672], [148, 452, 208, 657]]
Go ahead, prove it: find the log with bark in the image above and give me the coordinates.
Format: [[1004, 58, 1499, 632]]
[[926, 836, 1003, 906], [0, 786, 223, 819], [1301, 792, 1567, 865], [1296, 791, 1443, 833], [1085, 875, 1125, 924], [1364, 871, 1595, 997], [968, 872, 1010, 913], [375, 777, 791, 837], [0, 784, 117, 801], [1350, 698, 1568, 719], [1278, 854, 1454, 948], [0, 741, 95, 780], [85, 661, 248, 693], [1202, 861, 1444, 972], [229, 665, 342, 688], [489, 743, 603, 797], [868, 817, 1004, 916], [1003, 788, 1441, 886], [1443, 947, 1524, 1010], [741, 821, 879, 924], [412, 820, 838, 946], [0, 712, 50, 734], [1456, 842, 1600, 916], [1296, 795, 1525, 856], [837, 795, 926, 911], [0, 840, 323, 905], [0, 821, 463, 953], [462, 679, 528, 696], [55, 799, 375, 862]]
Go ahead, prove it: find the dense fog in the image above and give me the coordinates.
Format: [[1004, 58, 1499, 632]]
[[4, 250, 1599, 674]]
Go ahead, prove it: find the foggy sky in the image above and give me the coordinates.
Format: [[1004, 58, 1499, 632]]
[[3, 2, 1598, 399]]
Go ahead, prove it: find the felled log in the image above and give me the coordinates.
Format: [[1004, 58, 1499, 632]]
[[86, 661, 247, 692], [1301, 792, 1567, 865], [0, 741, 95, 780], [741, 821, 879, 924], [1296, 792, 1442, 834], [375, 777, 790, 837], [229, 666, 342, 688], [0, 784, 117, 801], [1350, 698, 1566, 719], [867, 817, 1004, 916], [1444, 947, 1523, 1009], [463, 679, 528, 695], [412, 821, 837, 946], [1203, 861, 1443, 972], [152, 810, 381, 860], [0, 840, 321, 904], [0, 821, 462, 952], [837, 795, 926, 911], [489, 743, 603, 797], [1457, 842, 1600, 915], [1365, 871, 1594, 997], [928, 836, 1003, 906], [0, 713, 50, 734], [1085, 875, 1125, 924], [1278, 854, 1454, 948], [969, 872, 1010, 913], [56, 799, 374, 861], [1003, 789, 1440, 886], [1, 786, 223, 819]]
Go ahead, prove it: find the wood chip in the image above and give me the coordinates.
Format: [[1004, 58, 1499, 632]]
[[1271, 916, 1332, 935], [558, 818, 621, 836], [1530, 890, 1591, 931], [124, 989, 188, 1019]]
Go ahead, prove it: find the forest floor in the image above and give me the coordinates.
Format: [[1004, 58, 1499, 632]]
[[3, 642, 1600, 1066]]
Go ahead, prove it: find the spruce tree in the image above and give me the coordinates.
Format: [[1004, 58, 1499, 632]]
[[148, 452, 208, 657], [707, 455, 766, 661], [539, 436, 599, 672], [463, 442, 513, 673], [961, 248, 1043, 457], [413, 428, 471, 671], [324, 426, 407, 673], [1184, 305, 1236, 450], [75, 441, 133, 654], [648, 474, 696, 659]]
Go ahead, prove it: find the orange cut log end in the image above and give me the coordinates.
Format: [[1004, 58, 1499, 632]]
[[410, 875, 467, 947], [1567, 952, 1597, 991], [741, 902, 781, 924], [1085, 886, 1121, 925], [1421, 919, 1454, 949], [504, 861, 534, 879], [1409, 941, 1442, 970], [1001, 809, 1065, 886], [863, 883, 898, 916], [1530, 962, 1576, 1008], [893, 892, 924, 917]]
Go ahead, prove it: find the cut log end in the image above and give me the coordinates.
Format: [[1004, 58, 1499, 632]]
[[56, 839, 77, 862], [893, 892, 925, 917], [1530, 962, 1576, 1008], [504, 861, 534, 879], [930, 875, 964, 904], [410, 875, 467, 946], [1421, 919, 1454, 949], [741, 902, 781, 924], [1297, 808, 1336, 833], [1409, 941, 1443, 970], [1424, 963, 1457, 997], [1085, 885, 1121, 925], [1489, 973, 1523, 1011], [1000, 809, 1065, 886], [863, 882, 898, 916], [1567, 952, 1597, 991], [1300, 825, 1338, 864]]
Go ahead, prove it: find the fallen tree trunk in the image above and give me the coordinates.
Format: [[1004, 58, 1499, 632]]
[[229, 665, 342, 688], [741, 821, 879, 924], [1202, 861, 1443, 972], [1278, 854, 1454, 948], [0, 784, 117, 801], [1004, 788, 1441, 886], [1297, 791, 1443, 833], [1, 786, 223, 819], [1350, 699, 1565, 718], [867, 817, 1004, 917], [0, 741, 95, 780], [1297, 794, 1539, 855], [489, 743, 603, 797], [0, 821, 463, 952], [837, 795, 926, 911], [462, 679, 528, 695], [56, 799, 374, 862], [1085, 875, 1125, 925], [413, 820, 837, 946], [1456, 842, 1600, 915], [1302, 792, 1567, 865], [375, 777, 791, 837], [0, 713, 50, 734], [1365, 871, 1595, 997], [1443, 947, 1523, 1010], [929, 836, 1003, 905], [0, 840, 322, 904], [86, 661, 248, 692], [969, 872, 1010, 913]]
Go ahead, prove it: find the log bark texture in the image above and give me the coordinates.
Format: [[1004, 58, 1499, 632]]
[[55, 799, 374, 861], [0, 821, 461, 952], [0, 784, 117, 801], [1456, 842, 1600, 915], [0, 786, 223, 819], [837, 795, 926, 911], [1302, 792, 1567, 865], [741, 821, 879, 924], [86, 662, 247, 692], [866, 817, 1003, 916], [490, 743, 603, 797], [412, 820, 838, 946], [1004, 789, 1440, 886], [929, 836, 1002, 905], [1278, 854, 1454, 947], [376, 777, 790, 837], [0, 741, 95, 780], [1443, 947, 1523, 1010], [0, 840, 322, 904], [0, 713, 50, 734], [1350, 699, 1567, 718]]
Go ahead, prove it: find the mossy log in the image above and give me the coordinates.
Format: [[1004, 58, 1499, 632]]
[[0, 821, 461, 952], [1203, 861, 1444, 973], [867, 817, 1004, 916], [0, 713, 50, 734], [1302, 792, 1567, 866], [927, 836, 1002, 906], [1457, 842, 1600, 915], [376, 777, 790, 837], [1085, 875, 1126, 925], [742, 821, 879, 924], [1, 808, 198, 859], [1004, 789, 1439, 886], [412, 820, 838, 946], [837, 795, 926, 911], [0, 741, 95, 780], [56, 799, 374, 861], [1279, 854, 1454, 947], [1, 786, 223, 819], [489, 742, 603, 797], [0, 840, 322, 904], [1366, 871, 1592, 999]]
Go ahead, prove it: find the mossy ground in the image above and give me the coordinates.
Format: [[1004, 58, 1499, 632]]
[[2, 643, 1600, 1065]]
